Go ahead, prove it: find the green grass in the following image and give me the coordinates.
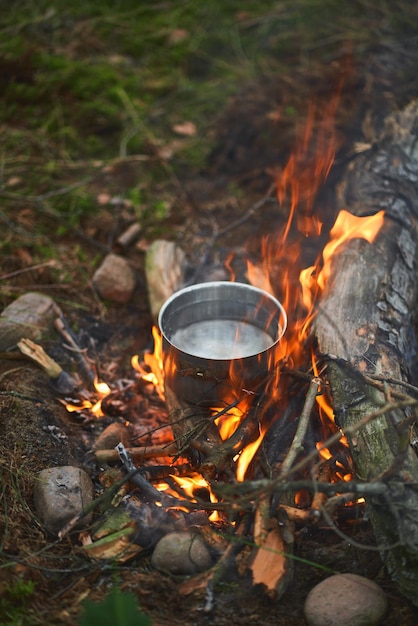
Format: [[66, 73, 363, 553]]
[[0, 0, 416, 276], [0, 579, 37, 626]]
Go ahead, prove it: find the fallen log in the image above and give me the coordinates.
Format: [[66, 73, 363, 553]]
[[314, 100, 418, 605]]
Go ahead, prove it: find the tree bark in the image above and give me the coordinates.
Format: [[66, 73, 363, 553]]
[[314, 100, 418, 605]]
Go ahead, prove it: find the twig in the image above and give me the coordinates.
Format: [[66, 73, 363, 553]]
[[58, 467, 141, 539], [178, 515, 251, 595], [364, 373, 418, 398], [279, 377, 321, 477], [282, 396, 418, 481], [278, 504, 310, 524], [0, 366, 25, 382], [212, 398, 418, 505], [0, 177, 92, 203], [324, 493, 356, 516], [214, 477, 390, 501], [323, 353, 418, 400], [116, 443, 191, 510], [0, 260, 57, 281], [318, 498, 401, 552], [216, 183, 277, 239], [17, 338, 63, 379], [0, 390, 45, 403], [54, 316, 96, 386]]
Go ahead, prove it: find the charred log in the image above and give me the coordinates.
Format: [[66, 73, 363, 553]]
[[314, 100, 418, 605]]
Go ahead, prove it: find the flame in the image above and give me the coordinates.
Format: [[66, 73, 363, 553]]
[[214, 406, 243, 440], [131, 326, 165, 401], [277, 96, 340, 245], [243, 87, 384, 497], [65, 376, 111, 417], [317, 210, 385, 292], [236, 427, 264, 482], [246, 97, 342, 368], [170, 473, 220, 522]]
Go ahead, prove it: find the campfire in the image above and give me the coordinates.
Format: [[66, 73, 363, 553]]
[[5, 86, 417, 619], [54, 99, 389, 600]]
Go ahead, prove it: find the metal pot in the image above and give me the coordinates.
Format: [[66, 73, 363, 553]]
[[158, 281, 287, 407]]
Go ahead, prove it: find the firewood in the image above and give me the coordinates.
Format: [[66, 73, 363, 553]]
[[94, 443, 178, 464], [17, 338, 78, 394], [249, 494, 294, 599], [145, 239, 187, 320], [116, 221, 141, 248], [309, 461, 332, 523], [164, 383, 268, 478], [314, 100, 418, 606]]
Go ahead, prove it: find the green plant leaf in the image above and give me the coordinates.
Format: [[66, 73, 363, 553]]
[[79, 587, 152, 626]]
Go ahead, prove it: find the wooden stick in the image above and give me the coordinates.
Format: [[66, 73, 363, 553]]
[[94, 443, 178, 464], [279, 377, 321, 477], [17, 338, 62, 378], [249, 494, 294, 599], [309, 461, 332, 523], [17, 338, 77, 394], [54, 315, 96, 385], [278, 504, 310, 524]]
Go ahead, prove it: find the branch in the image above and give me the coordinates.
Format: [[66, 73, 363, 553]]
[[279, 377, 321, 477]]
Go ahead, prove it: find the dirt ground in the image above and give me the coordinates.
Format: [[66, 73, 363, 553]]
[[2, 28, 418, 626]]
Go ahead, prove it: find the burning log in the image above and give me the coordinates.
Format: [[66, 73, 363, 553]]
[[314, 100, 418, 605]]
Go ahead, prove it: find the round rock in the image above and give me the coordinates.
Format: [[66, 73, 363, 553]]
[[151, 531, 213, 575], [92, 253, 136, 303], [304, 573, 388, 626], [33, 466, 94, 534]]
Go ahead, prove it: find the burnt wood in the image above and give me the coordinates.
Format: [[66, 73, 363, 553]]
[[314, 100, 418, 605]]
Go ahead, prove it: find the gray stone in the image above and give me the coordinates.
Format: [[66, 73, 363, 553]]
[[33, 466, 94, 534], [0, 292, 59, 351], [151, 531, 213, 575], [92, 253, 136, 303], [304, 573, 388, 626]]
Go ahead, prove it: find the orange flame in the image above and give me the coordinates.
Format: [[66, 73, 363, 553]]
[[170, 473, 220, 522], [65, 376, 111, 418], [214, 406, 243, 441], [131, 326, 165, 401], [236, 426, 264, 482], [317, 210, 385, 292]]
